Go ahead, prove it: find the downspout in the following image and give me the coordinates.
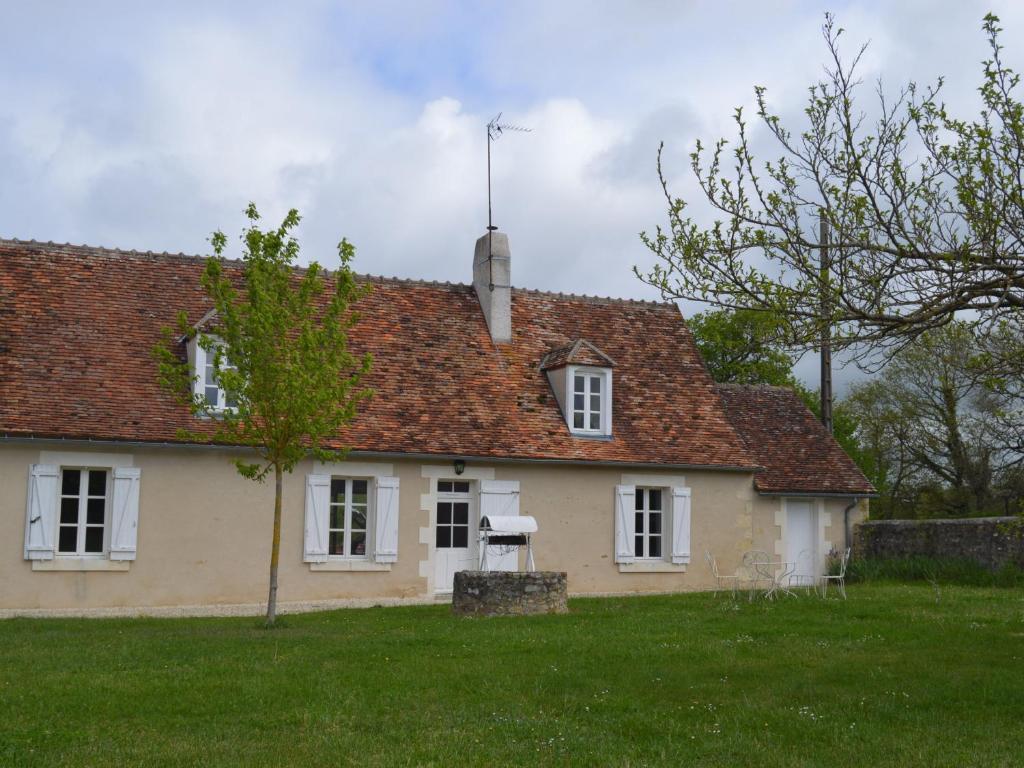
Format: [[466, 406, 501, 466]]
[[843, 497, 860, 552]]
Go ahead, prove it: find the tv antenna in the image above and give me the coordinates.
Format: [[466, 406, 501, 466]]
[[486, 113, 531, 290]]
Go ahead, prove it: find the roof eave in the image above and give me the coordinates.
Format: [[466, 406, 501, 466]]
[[755, 489, 879, 499], [0, 434, 761, 472]]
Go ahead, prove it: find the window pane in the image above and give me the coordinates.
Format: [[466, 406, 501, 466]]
[[61, 469, 80, 496], [351, 508, 366, 532], [437, 481, 452, 493], [205, 386, 219, 406], [437, 503, 451, 525], [453, 481, 470, 494], [87, 498, 105, 525], [590, 393, 601, 412], [649, 489, 662, 511], [330, 479, 346, 505], [590, 375, 601, 393], [85, 526, 104, 554], [351, 532, 367, 556], [352, 480, 368, 505], [224, 390, 238, 408], [329, 531, 344, 556], [454, 503, 468, 525], [635, 489, 643, 510], [87, 470, 106, 497], [649, 536, 662, 558], [574, 394, 585, 411], [436, 526, 451, 548], [58, 526, 77, 553], [329, 505, 345, 530], [60, 497, 79, 524], [635, 511, 644, 534], [574, 375, 585, 393], [573, 413, 584, 429], [589, 413, 601, 430], [453, 526, 468, 548], [635, 535, 644, 558], [649, 512, 662, 534]]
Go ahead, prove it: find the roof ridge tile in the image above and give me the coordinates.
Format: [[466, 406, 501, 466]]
[[0, 237, 675, 307]]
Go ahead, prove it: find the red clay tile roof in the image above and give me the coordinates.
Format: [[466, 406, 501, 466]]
[[716, 384, 876, 495], [539, 339, 615, 370], [0, 239, 757, 469]]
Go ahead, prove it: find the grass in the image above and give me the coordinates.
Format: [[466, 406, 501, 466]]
[[845, 555, 1024, 588], [1, 585, 1023, 767]]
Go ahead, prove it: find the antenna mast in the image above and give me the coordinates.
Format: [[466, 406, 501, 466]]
[[486, 113, 530, 290]]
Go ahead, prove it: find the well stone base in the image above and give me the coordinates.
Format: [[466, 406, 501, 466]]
[[452, 571, 568, 616]]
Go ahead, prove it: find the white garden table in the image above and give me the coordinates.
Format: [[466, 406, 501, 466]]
[[752, 558, 798, 600]]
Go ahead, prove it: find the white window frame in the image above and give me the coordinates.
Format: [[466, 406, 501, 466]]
[[192, 335, 237, 412], [634, 486, 666, 561], [56, 467, 110, 558], [327, 477, 372, 559], [566, 365, 613, 436]]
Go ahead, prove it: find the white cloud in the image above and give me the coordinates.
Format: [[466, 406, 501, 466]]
[[2, 0, 1023, 392]]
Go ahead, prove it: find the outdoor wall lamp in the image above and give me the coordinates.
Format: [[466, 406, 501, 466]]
[[453, 459, 466, 475]]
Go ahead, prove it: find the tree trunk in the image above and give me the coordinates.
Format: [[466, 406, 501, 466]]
[[266, 463, 283, 626]]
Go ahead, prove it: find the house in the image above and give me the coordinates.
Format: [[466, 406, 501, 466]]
[[0, 232, 874, 616]]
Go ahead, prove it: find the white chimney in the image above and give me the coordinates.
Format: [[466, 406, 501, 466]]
[[472, 231, 511, 344]]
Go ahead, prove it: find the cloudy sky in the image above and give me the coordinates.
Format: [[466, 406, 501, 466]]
[[2, 1, 1021, 387]]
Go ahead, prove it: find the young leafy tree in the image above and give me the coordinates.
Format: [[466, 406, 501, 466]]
[[688, 308, 799, 387], [154, 205, 372, 625], [639, 14, 1024, 369]]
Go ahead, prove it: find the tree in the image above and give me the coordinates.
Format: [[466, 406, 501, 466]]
[[639, 14, 1024, 368], [154, 205, 372, 625], [844, 323, 1022, 517], [688, 308, 799, 386]]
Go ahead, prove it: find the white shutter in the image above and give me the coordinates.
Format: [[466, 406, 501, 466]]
[[303, 474, 330, 563], [671, 486, 692, 565], [614, 484, 636, 563], [109, 467, 142, 561], [373, 476, 400, 563], [480, 480, 520, 571], [24, 464, 58, 560]]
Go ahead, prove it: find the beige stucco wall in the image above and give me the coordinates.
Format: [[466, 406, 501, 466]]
[[0, 443, 867, 614]]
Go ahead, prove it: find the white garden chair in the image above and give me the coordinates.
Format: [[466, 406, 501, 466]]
[[819, 547, 851, 599], [704, 550, 740, 598], [787, 549, 817, 591]]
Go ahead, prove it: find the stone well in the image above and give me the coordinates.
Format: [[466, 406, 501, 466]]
[[451, 571, 568, 616]]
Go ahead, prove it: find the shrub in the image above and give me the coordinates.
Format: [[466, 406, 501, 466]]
[[846, 556, 1024, 588]]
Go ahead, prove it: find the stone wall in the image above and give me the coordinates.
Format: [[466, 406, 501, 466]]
[[854, 517, 1024, 570], [452, 571, 568, 616]]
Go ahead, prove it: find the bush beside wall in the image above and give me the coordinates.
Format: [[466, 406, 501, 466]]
[[853, 517, 1024, 585]]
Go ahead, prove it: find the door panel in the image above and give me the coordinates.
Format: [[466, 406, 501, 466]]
[[434, 490, 474, 593], [786, 500, 817, 585]]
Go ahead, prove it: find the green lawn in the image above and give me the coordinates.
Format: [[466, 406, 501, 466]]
[[1, 585, 1022, 767]]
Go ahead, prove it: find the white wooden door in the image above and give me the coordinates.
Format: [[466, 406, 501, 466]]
[[786, 499, 817, 586], [434, 480, 475, 593]]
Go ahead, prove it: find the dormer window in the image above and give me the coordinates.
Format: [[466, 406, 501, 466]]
[[540, 339, 615, 438], [184, 319, 237, 412], [196, 339, 237, 411], [571, 368, 608, 433]]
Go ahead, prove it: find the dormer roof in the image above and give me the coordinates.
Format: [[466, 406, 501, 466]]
[[178, 307, 220, 343], [539, 339, 616, 371]]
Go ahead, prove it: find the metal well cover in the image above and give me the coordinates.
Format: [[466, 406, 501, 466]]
[[479, 515, 538, 534]]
